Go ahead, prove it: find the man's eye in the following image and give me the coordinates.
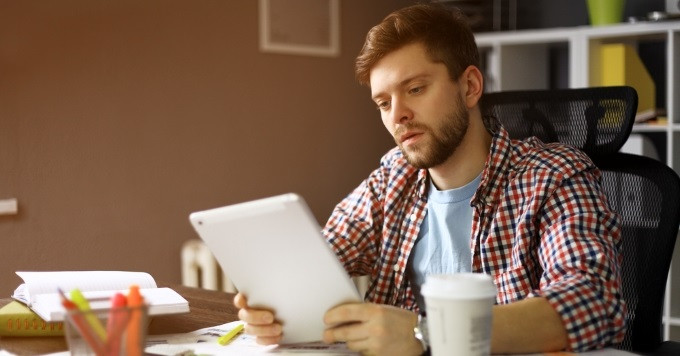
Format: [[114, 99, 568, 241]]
[[409, 86, 423, 94], [376, 101, 390, 111]]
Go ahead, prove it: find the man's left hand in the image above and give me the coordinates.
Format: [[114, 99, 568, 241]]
[[323, 303, 423, 356]]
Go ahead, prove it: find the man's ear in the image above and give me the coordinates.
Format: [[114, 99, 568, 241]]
[[460, 65, 484, 109]]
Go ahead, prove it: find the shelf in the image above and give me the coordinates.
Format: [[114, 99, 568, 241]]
[[632, 123, 670, 132], [582, 21, 677, 40], [665, 316, 680, 326], [476, 21, 680, 45], [476, 27, 573, 46]]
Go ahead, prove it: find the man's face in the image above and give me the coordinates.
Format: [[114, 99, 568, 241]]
[[369, 42, 469, 169]]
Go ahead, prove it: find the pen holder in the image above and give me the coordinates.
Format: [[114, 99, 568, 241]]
[[64, 305, 148, 356]]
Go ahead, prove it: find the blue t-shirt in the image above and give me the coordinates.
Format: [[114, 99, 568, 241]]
[[407, 173, 482, 308]]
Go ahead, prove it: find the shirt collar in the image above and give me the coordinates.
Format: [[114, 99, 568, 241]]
[[472, 125, 514, 207]]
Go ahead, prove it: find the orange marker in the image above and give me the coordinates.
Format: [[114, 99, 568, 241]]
[[125, 285, 144, 356]]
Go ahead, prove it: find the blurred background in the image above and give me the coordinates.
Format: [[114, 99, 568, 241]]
[[0, 0, 667, 296]]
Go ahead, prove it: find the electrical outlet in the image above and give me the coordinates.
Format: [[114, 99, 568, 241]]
[[0, 198, 18, 215]]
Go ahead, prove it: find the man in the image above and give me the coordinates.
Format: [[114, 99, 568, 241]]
[[235, 3, 627, 355]]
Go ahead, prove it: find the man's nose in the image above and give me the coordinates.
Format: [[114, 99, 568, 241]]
[[389, 98, 413, 125]]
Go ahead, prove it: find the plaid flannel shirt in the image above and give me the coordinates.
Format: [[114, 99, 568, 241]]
[[323, 125, 627, 351]]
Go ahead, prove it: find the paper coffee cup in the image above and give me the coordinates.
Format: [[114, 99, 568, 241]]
[[421, 273, 496, 356]]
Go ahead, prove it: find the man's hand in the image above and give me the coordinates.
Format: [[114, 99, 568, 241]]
[[323, 303, 423, 356], [233, 293, 282, 345]]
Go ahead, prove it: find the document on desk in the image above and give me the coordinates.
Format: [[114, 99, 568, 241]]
[[145, 320, 360, 355], [143, 320, 634, 356], [518, 349, 634, 355]]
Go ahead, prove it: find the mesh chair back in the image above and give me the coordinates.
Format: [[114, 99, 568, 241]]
[[481, 86, 637, 156], [594, 153, 680, 352], [481, 86, 680, 352]]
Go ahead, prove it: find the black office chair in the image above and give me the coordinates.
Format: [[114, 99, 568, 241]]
[[481, 86, 680, 354]]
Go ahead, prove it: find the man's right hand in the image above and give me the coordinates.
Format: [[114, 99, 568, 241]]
[[233, 293, 283, 345]]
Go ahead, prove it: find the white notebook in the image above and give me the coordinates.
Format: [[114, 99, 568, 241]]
[[12, 271, 189, 322]]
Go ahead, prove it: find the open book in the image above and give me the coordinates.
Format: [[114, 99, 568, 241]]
[[11, 271, 190, 322]]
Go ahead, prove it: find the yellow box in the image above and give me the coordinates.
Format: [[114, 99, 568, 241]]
[[600, 43, 656, 119]]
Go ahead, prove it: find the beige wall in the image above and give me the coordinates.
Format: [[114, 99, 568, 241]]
[[0, 0, 413, 295]]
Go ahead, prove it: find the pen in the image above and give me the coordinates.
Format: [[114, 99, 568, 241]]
[[70, 288, 108, 341], [126, 284, 144, 356], [59, 288, 106, 355], [217, 323, 244, 345]]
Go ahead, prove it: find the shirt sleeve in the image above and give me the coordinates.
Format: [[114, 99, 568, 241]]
[[528, 168, 627, 351], [322, 165, 386, 277]]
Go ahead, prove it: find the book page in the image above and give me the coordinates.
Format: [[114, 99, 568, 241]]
[[13, 271, 157, 304], [31, 287, 189, 322]]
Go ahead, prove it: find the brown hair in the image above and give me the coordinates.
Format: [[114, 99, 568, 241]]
[[355, 3, 479, 86]]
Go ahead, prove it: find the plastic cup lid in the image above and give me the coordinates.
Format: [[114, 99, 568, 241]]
[[421, 273, 496, 300]]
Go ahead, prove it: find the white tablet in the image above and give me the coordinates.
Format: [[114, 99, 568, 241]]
[[189, 193, 362, 344]]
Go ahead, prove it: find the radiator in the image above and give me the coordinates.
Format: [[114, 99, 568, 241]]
[[181, 239, 368, 297], [181, 239, 236, 293]]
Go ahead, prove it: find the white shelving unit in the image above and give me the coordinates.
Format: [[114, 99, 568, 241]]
[[474, 20, 680, 340]]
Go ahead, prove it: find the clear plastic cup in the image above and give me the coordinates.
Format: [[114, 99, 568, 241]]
[[64, 305, 148, 356]]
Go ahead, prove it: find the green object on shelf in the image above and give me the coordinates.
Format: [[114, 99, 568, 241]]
[[587, 0, 626, 26]]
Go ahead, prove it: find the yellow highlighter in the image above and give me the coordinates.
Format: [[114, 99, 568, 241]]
[[217, 323, 244, 345], [69, 289, 107, 341]]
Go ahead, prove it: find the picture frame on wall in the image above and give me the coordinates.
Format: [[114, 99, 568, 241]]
[[258, 0, 340, 57]]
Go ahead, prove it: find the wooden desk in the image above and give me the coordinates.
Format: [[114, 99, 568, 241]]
[[0, 284, 238, 356]]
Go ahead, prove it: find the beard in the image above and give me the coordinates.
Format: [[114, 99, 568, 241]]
[[395, 94, 470, 169]]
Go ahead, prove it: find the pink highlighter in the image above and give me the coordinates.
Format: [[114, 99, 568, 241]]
[[105, 293, 128, 356]]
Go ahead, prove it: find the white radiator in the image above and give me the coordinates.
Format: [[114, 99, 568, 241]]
[[181, 239, 236, 293], [181, 239, 368, 297]]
